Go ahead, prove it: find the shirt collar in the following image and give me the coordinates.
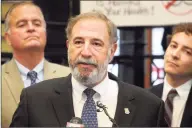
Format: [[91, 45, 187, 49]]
[[14, 58, 44, 80], [93, 73, 109, 99], [164, 76, 192, 98], [72, 73, 110, 102]]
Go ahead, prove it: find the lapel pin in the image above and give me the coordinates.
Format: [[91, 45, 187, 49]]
[[124, 108, 130, 114]]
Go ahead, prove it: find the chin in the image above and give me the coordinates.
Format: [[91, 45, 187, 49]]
[[165, 69, 180, 76], [26, 40, 41, 46], [25, 46, 43, 52]]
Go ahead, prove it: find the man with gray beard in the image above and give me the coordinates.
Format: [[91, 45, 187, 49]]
[[10, 11, 167, 127]]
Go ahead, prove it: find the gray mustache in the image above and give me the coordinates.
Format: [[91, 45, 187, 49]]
[[75, 58, 97, 66]]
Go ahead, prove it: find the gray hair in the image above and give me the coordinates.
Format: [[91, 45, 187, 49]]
[[4, 1, 46, 33], [66, 11, 118, 44]]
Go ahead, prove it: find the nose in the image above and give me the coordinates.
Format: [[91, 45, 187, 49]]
[[171, 48, 180, 59], [27, 22, 35, 33], [81, 43, 92, 58]]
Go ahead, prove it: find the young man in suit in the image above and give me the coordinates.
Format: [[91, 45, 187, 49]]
[[150, 23, 192, 127], [10, 11, 166, 127], [2, 2, 70, 127]]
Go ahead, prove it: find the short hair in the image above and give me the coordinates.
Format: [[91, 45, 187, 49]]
[[66, 11, 118, 44], [4, 1, 46, 33], [167, 22, 192, 44]]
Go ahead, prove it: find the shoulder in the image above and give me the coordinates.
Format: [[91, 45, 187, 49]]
[[2, 63, 7, 74], [122, 81, 162, 104], [46, 61, 71, 72], [24, 74, 71, 95], [2, 60, 11, 71], [108, 72, 162, 104], [27, 77, 66, 91], [48, 62, 69, 69], [2, 60, 14, 75], [148, 83, 164, 93]]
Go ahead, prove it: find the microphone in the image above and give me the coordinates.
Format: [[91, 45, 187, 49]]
[[97, 101, 107, 108], [66, 117, 84, 127], [96, 101, 119, 127]]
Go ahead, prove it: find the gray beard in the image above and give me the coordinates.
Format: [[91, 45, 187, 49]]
[[70, 60, 108, 88], [68, 46, 112, 87]]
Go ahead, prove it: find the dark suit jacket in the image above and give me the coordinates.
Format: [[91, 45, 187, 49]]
[[10, 73, 166, 127], [149, 83, 192, 127]]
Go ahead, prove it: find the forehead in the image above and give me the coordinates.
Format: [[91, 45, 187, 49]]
[[9, 4, 43, 22], [71, 18, 109, 39]]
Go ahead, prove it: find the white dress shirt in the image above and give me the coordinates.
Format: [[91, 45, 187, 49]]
[[162, 77, 192, 127], [72, 73, 119, 127], [15, 59, 44, 88]]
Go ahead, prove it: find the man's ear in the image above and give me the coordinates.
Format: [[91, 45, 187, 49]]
[[109, 42, 117, 62], [4, 32, 12, 46], [112, 42, 117, 55], [66, 40, 69, 48]]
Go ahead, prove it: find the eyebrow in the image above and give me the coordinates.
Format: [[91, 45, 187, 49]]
[[16, 19, 42, 25], [183, 46, 192, 51], [33, 19, 41, 22], [92, 38, 103, 42], [73, 37, 103, 42], [170, 40, 177, 44], [171, 41, 192, 51], [73, 37, 84, 41], [16, 19, 27, 25]]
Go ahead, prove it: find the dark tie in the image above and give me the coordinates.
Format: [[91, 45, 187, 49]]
[[27, 71, 37, 85], [81, 88, 98, 128], [164, 89, 178, 127]]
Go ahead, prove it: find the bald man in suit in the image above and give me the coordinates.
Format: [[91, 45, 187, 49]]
[[2, 2, 70, 127]]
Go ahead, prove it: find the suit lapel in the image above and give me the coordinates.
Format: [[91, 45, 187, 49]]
[[150, 83, 164, 98], [109, 73, 135, 127], [3, 59, 24, 104], [114, 91, 135, 127], [49, 74, 75, 127], [44, 60, 55, 80], [50, 72, 136, 127], [180, 86, 192, 127]]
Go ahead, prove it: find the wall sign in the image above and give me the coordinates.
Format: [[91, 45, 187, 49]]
[[80, 1, 192, 26]]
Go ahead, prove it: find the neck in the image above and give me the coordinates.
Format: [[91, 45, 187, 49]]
[[14, 51, 44, 70], [166, 74, 192, 88], [92, 71, 108, 87]]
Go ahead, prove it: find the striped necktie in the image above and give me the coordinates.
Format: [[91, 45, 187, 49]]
[[164, 89, 178, 127], [27, 71, 37, 85]]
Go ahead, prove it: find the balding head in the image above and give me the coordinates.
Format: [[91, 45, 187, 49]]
[[4, 2, 46, 33]]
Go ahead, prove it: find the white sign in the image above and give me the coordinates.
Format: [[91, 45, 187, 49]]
[[80, 1, 192, 26]]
